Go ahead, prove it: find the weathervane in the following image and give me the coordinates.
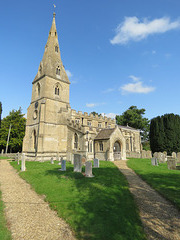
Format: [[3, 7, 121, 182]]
[[53, 4, 56, 11]]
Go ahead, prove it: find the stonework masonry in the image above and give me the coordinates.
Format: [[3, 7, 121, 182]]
[[22, 13, 142, 161]]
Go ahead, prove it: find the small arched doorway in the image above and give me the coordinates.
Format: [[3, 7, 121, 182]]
[[113, 141, 121, 160]]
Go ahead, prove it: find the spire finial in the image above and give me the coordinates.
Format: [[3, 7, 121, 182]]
[[53, 4, 56, 17]]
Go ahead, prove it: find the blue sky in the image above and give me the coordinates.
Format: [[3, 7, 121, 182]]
[[1, 0, 180, 120]]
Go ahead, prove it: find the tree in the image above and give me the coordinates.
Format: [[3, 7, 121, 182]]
[[150, 114, 180, 154], [0, 102, 2, 128], [116, 106, 150, 141], [0, 108, 26, 153], [91, 111, 102, 117]]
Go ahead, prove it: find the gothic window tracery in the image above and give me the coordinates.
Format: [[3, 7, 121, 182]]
[[55, 84, 59, 95]]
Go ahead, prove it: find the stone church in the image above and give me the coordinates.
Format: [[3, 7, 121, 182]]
[[22, 13, 141, 161]]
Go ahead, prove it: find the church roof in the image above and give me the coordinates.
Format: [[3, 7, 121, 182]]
[[94, 128, 115, 140], [118, 125, 140, 132], [33, 13, 70, 84]]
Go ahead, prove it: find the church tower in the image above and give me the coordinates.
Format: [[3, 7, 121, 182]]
[[23, 13, 71, 160]]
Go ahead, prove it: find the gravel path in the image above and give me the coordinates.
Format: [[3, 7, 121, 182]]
[[114, 160, 180, 240], [0, 160, 76, 240]]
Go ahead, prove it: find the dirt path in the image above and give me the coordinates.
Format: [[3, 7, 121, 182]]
[[114, 160, 180, 240], [0, 160, 76, 240]]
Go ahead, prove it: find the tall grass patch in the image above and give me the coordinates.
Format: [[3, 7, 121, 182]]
[[11, 161, 146, 240]]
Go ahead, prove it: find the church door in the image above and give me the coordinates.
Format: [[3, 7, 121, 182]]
[[113, 141, 121, 160]]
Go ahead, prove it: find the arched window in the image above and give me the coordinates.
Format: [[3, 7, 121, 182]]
[[88, 140, 93, 152], [56, 66, 60, 75], [55, 84, 59, 95], [99, 142, 103, 151], [74, 133, 78, 149], [36, 83, 40, 97], [55, 46, 58, 52]]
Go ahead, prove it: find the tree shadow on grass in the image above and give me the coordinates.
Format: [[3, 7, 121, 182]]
[[45, 162, 146, 240]]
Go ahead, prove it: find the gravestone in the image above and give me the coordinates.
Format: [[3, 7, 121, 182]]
[[85, 161, 94, 177], [56, 152, 59, 161], [81, 156, 86, 165], [94, 158, 99, 168], [50, 157, 54, 164], [21, 153, 26, 172], [153, 152, 158, 158], [59, 160, 66, 171], [167, 159, 176, 170], [74, 154, 82, 172], [172, 152, 177, 159], [1, 149, 4, 155], [158, 152, 165, 163], [151, 157, 158, 166], [58, 156, 63, 165], [177, 152, 180, 163], [147, 150, 152, 159]]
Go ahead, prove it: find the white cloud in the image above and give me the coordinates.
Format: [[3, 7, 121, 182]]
[[121, 81, 155, 94], [110, 16, 180, 45], [102, 88, 115, 93], [66, 70, 73, 78], [129, 75, 140, 82], [86, 102, 105, 108], [101, 113, 117, 119]]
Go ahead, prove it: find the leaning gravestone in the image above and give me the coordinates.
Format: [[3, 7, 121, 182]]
[[59, 160, 66, 171], [167, 159, 176, 170], [50, 157, 54, 164], [151, 157, 158, 166], [94, 158, 99, 168], [172, 152, 177, 159], [21, 153, 26, 172], [74, 154, 82, 172], [85, 161, 94, 177]]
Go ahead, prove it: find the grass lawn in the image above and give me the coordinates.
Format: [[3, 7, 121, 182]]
[[0, 191, 11, 240], [11, 161, 146, 240], [0, 157, 10, 160], [127, 158, 180, 210]]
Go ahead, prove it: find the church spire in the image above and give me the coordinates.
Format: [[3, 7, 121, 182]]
[[33, 12, 70, 84]]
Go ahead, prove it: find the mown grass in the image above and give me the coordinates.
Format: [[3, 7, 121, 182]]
[[127, 158, 180, 210], [0, 157, 10, 160], [11, 161, 146, 240], [0, 191, 11, 240]]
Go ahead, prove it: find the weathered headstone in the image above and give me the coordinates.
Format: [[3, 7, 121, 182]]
[[21, 153, 26, 171], [74, 154, 82, 172], [167, 159, 176, 170], [153, 152, 158, 158], [147, 150, 152, 159], [59, 160, 66, 171], [172, 152, 177, 159], [56, 152, 59, 161], [81, 156, 86, 165], [151, 157, 158, 166], [94, 158, 99, 168], [58, 156, 63, 165], [50, 157, 54, 164], [177, 152, 180, 163], [158, 152, 165, 163], [1, 149, 4, 155], [85, 161, 94, 177]]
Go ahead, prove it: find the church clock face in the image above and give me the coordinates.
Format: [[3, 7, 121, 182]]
[[35, 101, 38, 109]]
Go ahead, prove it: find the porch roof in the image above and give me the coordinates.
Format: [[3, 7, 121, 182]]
[[94, 128, 115, 140]]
